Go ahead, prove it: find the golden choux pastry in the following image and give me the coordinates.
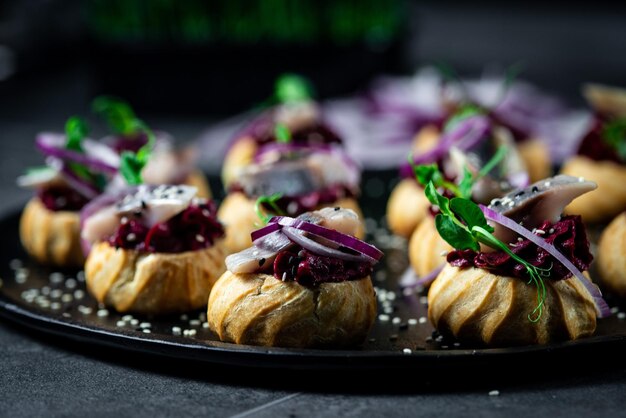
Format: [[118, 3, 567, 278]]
[[408, 216, 452, 277], [597, 212, 626, 297], [517, 138, 552, 183]]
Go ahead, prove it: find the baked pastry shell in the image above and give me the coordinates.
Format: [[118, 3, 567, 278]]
[[408, 216, 451, 277], [597, 212, 626, 297]]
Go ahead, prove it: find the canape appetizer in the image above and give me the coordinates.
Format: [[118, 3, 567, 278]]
[[387, 104, 531, 239], [597, 212, 626, 297], [19, 117, 119, 267], [81, 184, 226, 314], [207, 207, 381, 348], [221, 75, 344, 190], [93, 96, 211, 197], [425, 175, 609, 346], [560, 84, 626, 223]]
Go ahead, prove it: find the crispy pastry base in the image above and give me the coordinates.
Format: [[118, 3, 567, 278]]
[[597, 212, 626, 297], [561, 156, 626, 223], [207, 271, 377, 348], [428, 265, 597, 346], [408, 216, 452, 277], [85, 240, 227, 314], [19, 198, 85, 267]]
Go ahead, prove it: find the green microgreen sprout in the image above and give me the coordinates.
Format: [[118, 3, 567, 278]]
[[274, 74, 314, 104], [64, 116, 92, 181], [602, 118, 626, 162], [274, 123, 292, 144], [92, 96, 141, 137], [254, 193, 285, 225], [119, 120, 156, 185]]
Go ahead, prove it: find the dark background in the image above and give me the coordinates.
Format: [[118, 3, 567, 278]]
[[1, 2, 626, 416]]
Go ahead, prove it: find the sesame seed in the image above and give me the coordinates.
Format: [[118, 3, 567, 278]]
[[403, 348, 412, 355], [419, 296, 428, 305], [142, 329, 151, 334], [378, 314, 390, 322], [41, 287, 51, 295], [77, 271, 85, 282], [545, 181, 551, 187], [116, 320, 126, 327], [517, 237, 523, 242], [392, 317, 401, 324], [489, 390, 500, 396], [548, 228, 555, 234], [440, 250, 448, 257], [73, 290, 85, 300], [189, 319, 201, 326], [50, 302, 61, 310], [408, 318, 418, 325], [61, 294, 73, 303], [139, 322, 151, 329], [78, 305, 92, 315], [453, 342, 461, 347], [441, 345, 449, 349], [180, 314, 189, 321], [9, 259, 23, 270], [611, 307, 620, 314], [50, 289, 62, 299], [97, 309, 109, 317], [618, 312, 626, 320], [127, 233, 136, 242], [38, 300, 50, 308], [419, 317, 427, 324], [130, 319, 139, 326], [122, 314, 134, 321], [121, 217, 128, 225], [384, 307, 393, 314], [172, 326, 182, 335], [62, 313, 71, 318], [282, 272, 287, 281], [49, 272, 64, 284], [535, 229, 545, 235], [202, 322, 209, 329], [386, 292, 396, 301], [195, 234, 205, 243], [202, 209, 210, 217], [65, 278, 77, 289]]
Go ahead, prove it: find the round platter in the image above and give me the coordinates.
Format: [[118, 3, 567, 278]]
[[2, 203, 626, 372]]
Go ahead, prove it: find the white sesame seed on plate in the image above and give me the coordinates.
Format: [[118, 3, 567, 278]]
[[403, 348, 412, 355], [180, 314, 188, 321], [195, 234, 205, 243], [408, 318, 418, 326], [378, 314, 390, 322], [419, 296, 428, 305], [9, 259, 23, 270], [49, 272, 64, 284], [122, 314, 133, 321], [139, 322, 151, 329], [202, 322, 209, 329], [61, 294, 73, 303], [189, 319, 201, 326], [116, 320, 126, 327], [97, 309, 109, 317], [418, 317, 427, 324], [172, 326, 182, 335], [50, 302, 61, 310], [73, 290, 85, 300], [392, 317, 401, 324], [130, 319, 139, 326], [78, 305, 92, 315], [142, 329, 151, 334], [618, 312, 626, 320], [50, 289, 62, 299], [610, 306, 619, 314], [489, 390, 500, 396]]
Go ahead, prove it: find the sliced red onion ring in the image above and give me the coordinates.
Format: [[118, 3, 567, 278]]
[[281, 226, 372, 263], [36, 133, 118, 174], [480, 204, 611, 318], [270, 215, 383, 262], [399, 115, 491, 177], [399, 264, 444, 289], [59, 164, 100, 199]]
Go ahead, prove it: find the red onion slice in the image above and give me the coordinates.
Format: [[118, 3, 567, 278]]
[[269, 216, 383, 262], [399, 264, 444, 289], [36, 133, 118, 174], [399, 115, 491, 177], [281, 226, 373, 263], [480, 204, 611, 318], [59, 164, 100, 199]]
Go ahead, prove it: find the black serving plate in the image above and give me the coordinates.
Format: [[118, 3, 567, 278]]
[[2, 201, 626, 373]]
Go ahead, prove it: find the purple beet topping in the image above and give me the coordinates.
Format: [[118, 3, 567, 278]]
[[255, 123, 342, 147], [110, 133, 149, 154], [107, 200, 224, 254], [38, 185, 91, 212], [270, 247, 372, 287], [447, 215, 592, 281], [266, 184, 356, 216], [577, 115, 622, 164]]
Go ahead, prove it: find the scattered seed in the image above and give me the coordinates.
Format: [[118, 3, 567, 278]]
[[73, 290, 85, 300], [408, 318, 418, 326], [189, 319, 201, 326], [618, 312, 626, 320], [403, 348, 412, 355], [392, 317, 401, 324], [172, 326, 182, 335], [202, 322, 209, 329], [116, 321, 126, 327], [378, 314, 390, 322], [142, 329, 151, 334], [418, 317, 427, 324], [489, 390, 500, 397], [78, 305, 93, 315], [49, 272, 64, 284], [97, 309, 109, 317], [139, 322, 151, 329]]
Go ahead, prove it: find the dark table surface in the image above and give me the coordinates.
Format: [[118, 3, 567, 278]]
[[3, 6, 626, 415]]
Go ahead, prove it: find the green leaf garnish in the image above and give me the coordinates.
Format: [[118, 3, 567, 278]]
[[602, 118, 626, 162], [427, 182, 551, 322], [118, 120, 156, 185], [92, 96, 139, 136], [65, 116, 88, 152], [443, 104, 486, 132], [254, 193, 285, 225], [274, 123, 292, 143], [275, 74, 313, 104], [477, 144, 508, 179]]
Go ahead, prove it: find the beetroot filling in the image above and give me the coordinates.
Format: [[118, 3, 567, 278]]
[[267, 247, 372, 287], [38, 186, 90, 212], [255, 123, 342, 147], [447, 215, 592, 281], [577, 116, 623, 164], [110, 134, 149, 154], [264, 184, 356, 215], [107, 201, 224, 253]]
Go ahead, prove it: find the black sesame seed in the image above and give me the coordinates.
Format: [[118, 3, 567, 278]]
[[532, 186, 539, 193], [515, 191, 525, 198], [334, 207, 340, 211], [141, 200, 147, 209], [258, 258, 266, 267], [493, 200, 501, 206]]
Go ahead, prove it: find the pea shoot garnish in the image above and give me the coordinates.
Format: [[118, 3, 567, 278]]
[[255, 193, 285, 225], [274, 123, 292, 144], [118, 122, 155, 185], [274, 74, 314, 104], [92, 96, 145, 138], [602, 118, 626, 162]]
